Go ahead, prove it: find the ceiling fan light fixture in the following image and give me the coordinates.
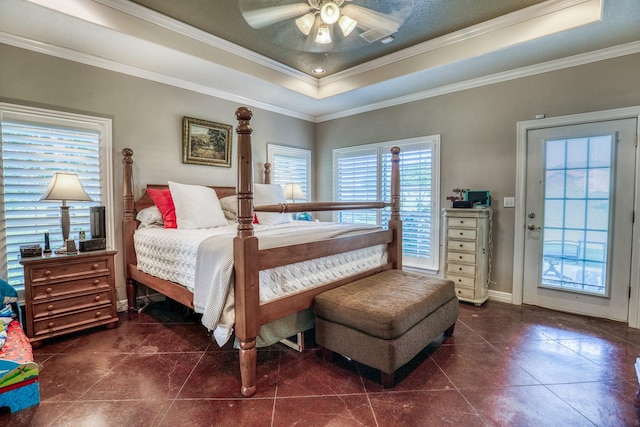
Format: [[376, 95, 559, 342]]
[[295, 13, 315, 35], [320, 2, 340, 25], [315, 23, 332, 44], [338, 15, 357, 36]]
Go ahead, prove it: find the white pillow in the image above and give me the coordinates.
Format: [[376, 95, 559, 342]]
[[254, 183, 291, 225], [168, 181, 227, 229], [219, 195, 237, 216], [136, 205, 164, 228]]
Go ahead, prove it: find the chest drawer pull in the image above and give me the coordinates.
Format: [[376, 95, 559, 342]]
[[94, 279, 100, 285], [95, 295, 101, 302], [48, 322, 54, 328], [44, 270, 51, 277], [46, 287, 53, 294], [47, 304, 54, 311], [92, 263, 99, 270], [95, 311, 101, 317]]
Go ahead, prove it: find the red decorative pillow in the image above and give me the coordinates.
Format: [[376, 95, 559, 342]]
[[147, 188, 177, 229]]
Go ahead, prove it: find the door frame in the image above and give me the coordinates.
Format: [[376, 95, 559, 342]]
[[513, 106, 640, 327]]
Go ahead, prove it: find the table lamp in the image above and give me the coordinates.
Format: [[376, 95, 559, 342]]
[[284, 183, 311, 220], [41, 172, 92, 253]]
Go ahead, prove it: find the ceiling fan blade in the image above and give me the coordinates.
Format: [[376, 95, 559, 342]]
[[342, 4, 403, 34], [242, 3, 312, 29]]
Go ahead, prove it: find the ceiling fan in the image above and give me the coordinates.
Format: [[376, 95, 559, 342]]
[[240, 0, 414, 46]]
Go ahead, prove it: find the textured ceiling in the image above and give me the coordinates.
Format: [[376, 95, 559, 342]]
[[129, 0, 548, 76]]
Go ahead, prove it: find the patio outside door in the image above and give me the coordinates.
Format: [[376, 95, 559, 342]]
[[523, 119, 636, 321]]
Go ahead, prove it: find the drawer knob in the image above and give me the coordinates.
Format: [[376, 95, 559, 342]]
[[47, 304, 54, 311], [92, 263, 99, 270], [46, 287, 53, 294], [459, 232, 463, 236], [95, 295, 101, 302], [48, 322, 54, 328], [459, 267, 462, 271], [95, 311, 101, 317], [458, 279, 462, 283], [93, 279, 100, 285], [44, 270, 51, 276], [459, 256, 463, 259], [459, 244, 463, 247]]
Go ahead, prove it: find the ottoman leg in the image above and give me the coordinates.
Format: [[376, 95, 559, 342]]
[[444, 322, 456, 337], [320, 347, 334, 362], [381, 371, 395, 388]]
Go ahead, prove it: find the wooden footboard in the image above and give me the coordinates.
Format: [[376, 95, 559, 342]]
[[121, 106, 402, 398]]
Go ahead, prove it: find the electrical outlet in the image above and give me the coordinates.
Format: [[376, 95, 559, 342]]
[[504, 197, 515, 208]]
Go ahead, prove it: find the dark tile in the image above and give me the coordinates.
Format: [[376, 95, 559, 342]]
[[431, 342, 540, 390], [547, 381, 640, 427], [461, 384, 595, 426], [50, 400, 170, 427], [60, 321, 158, 354], [501, 339, 615, 384], [136, 322, 213, 353], [276, 349, 366, 397], [161, 398, 275, 427], [37, 352, 123, 401], [274, 395, 376, 426], [370, 390, 486, 426], [556, 337, 640, 380], [0, 401, 71, 427], [82, 352, 202, 400], [179, 349, 280, 398]]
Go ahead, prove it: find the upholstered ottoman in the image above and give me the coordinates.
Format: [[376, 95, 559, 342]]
[[314, 269, 458, 387]]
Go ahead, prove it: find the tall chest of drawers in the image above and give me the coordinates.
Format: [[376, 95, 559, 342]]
[[442, 208, 492, 305], [20, 250, 119, 347]]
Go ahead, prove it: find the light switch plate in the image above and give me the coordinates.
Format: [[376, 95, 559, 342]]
[[504, 197, 515, 208]]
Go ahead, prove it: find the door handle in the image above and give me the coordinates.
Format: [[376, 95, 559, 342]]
[[527, 224, 541, 231]]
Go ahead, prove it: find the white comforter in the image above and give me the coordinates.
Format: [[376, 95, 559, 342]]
[[135, 221, 387, 346]]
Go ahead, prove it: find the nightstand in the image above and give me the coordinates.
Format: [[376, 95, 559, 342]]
[[20, 250, 119, 347]]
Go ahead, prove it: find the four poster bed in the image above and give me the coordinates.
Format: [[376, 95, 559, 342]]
[[122, 106, 402, 397]]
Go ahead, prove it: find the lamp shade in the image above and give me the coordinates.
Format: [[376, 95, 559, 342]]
[[41, 172, 92, 202], [283, 183, 306, 201]]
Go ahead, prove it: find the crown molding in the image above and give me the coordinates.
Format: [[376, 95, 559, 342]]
[[316, 40, 640, 122], [93, 0, 319, 87], [0, 31, 316, 122]]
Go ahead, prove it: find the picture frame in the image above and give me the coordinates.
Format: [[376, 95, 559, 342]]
[[182, 117, 233, 167]]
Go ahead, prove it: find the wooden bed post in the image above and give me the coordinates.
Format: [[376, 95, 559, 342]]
[[122, 148, 139, 314], [264, 162, 271, 184], [233, 106, 260, 397], [388, 146, 402, 269]]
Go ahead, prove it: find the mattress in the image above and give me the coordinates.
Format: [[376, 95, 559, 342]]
[[134, 220, 388, 346]]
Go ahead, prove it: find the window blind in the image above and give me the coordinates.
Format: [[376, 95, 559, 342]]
[[1, 112, 103, 288], [267, 144, 311, 200], [334, 137, 440, 270]]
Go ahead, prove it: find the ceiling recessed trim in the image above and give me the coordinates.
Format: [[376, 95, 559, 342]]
[[316, 40, 640, 122], [318, 0, 601, 87]]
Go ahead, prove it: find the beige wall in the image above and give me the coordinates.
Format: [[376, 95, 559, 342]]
[[2, 42, 640, 301], [0, 44, 315, 302], [316, 53, 640, 295]]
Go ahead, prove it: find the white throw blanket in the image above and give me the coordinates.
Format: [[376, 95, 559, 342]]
[[192, 222, 385, 346]]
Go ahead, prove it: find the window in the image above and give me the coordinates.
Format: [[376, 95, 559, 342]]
[[0, 103, 113, 294], [333, 136, 440, 271], [267, 144, 312, 200]]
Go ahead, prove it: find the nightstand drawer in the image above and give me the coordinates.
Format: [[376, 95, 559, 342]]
[[32, 290, 112, 318], [28, 258, 111, 283], [447, 252, 476, 264], [447, 217, 477, 228], [31, 276, 110, 301], [447, 228, 477, 240], [32, 307, 115, 337]]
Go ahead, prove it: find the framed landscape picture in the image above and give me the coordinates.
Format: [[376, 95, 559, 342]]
[[182, 116, 233, 167]]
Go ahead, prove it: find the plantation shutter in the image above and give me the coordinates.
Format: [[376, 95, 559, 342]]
[[334, 138, 440, 271], [267, 144, 311, 200], [1, 110, 103, 288]]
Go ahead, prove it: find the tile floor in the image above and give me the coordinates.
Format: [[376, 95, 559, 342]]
[[3, 300, 640, 426]]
